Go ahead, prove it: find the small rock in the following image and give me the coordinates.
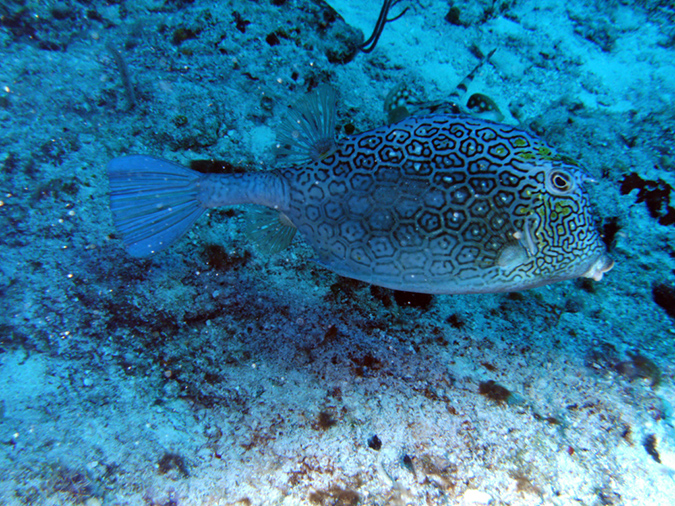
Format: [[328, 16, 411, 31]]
[[461, 488, 492, 504]]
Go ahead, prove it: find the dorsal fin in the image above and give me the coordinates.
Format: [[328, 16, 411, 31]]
[[275, 85, 337, 165]]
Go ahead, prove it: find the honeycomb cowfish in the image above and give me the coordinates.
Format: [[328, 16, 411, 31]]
[[108, 87, 613, 294]]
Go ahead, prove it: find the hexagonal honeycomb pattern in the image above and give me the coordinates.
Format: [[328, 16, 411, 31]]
[[277, 114, 606, 294]]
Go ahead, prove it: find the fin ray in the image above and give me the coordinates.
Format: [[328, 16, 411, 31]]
[[244, 207, 297, 255], [276, 85, 337, 165]]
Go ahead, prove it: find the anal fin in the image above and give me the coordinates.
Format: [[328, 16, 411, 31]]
[[244, 207, 297, 255]]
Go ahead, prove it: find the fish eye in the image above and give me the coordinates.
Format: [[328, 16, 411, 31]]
[[548, 170, 574, 194]]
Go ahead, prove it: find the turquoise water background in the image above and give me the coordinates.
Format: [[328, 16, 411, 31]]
[[0, 0, 674, 504]]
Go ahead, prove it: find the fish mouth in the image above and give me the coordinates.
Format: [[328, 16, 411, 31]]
[[581, 254, 615, 281]]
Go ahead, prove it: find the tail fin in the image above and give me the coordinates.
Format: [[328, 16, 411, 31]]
[[107, 155, 206, 257]]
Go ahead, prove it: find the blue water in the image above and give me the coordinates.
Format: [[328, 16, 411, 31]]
[[1, 0, 674, 504]]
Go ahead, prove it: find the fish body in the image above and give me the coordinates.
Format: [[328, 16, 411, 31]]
[[108, 93, 613, 294]]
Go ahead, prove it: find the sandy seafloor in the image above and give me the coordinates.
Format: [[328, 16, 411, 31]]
[[1, 0, 675, 504]]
